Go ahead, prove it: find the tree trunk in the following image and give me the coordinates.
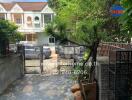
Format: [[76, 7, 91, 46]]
[[89, 40, 100, 82]]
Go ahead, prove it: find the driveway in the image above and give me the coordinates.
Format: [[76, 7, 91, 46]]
[[0, 50, 76, 100], [0, 74, 75, 100]]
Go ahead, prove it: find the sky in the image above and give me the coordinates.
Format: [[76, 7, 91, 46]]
[[0, 0, 47, 2]]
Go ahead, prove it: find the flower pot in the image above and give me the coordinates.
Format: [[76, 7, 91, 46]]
[[81, 81, 96, 100], [71, 84, 81, 93], [74, 90, 83, 100]]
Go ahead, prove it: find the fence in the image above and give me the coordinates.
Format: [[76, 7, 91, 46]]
[[109, 49, 132, 100], [96, 42, 132, 100]]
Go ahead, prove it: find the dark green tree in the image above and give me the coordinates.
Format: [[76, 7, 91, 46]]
[[0, 19, 23, 55], [119, 0, 132, 43]]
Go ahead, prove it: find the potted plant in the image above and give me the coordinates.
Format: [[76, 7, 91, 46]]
[[78, 42, 98, 100]]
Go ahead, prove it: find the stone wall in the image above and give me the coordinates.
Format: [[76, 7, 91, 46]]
[[0, 54, 23, 94]]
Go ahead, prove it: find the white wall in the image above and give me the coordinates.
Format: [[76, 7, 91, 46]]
[[0, 3, 55, 45], [37, 32, 55, 46]]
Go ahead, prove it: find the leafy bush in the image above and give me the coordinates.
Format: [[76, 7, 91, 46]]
[[0, 20, 23, 56]]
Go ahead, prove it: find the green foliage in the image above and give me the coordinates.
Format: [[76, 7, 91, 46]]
[[0, 19, 23, 55], [119, 0, 132, 43], [9, 32, 24, 43], [45, 20, 68, 43], [0, 19, 24, 43], [83, 49, 91, 60], [0, 19, 21, 42], [46, 0, 108, 45], [46, 0, 111, 81], [47, 0, 132, 43], [99, 0, 132, 43]]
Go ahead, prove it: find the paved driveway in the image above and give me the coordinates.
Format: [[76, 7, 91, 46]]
[[0, 74, 75, 100], [0, 50, 76, 100]]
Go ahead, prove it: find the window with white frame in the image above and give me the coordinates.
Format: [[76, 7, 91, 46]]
[[49, 37, 55, 43], [27, 16, 32, 27], [34, 24, 40, 28], [0, 13, 5, 20], [16, 18, 22, 24], [35, 16, 39, 21], [27, 16, 32, 22], [34, 16, 40, 28], [0, 16, 5, 20], [44, 14, 52, 24]]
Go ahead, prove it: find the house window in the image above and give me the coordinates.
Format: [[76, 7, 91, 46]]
[[27, 16, 32, 27], [34, 16, 40, 28], [34, 24, 40, 28], [35, 16, 39, 21], [27, 16, 32, 21], [49, 37, 55, 43], [44, 14, 52, 24], [0, 14, 5, 20], [24, 34, 37, 41], [16, 18, 22, 24], [0, 16, 5, 20]]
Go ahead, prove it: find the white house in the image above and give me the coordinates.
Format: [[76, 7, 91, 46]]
[[0, 2, 55, 45]]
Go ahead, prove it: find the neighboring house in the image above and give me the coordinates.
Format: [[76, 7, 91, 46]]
[[0, 2, 55, 45]]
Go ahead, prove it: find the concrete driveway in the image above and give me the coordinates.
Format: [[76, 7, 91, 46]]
[[0, 74, 75, 100], [0, 51, 77, 100]]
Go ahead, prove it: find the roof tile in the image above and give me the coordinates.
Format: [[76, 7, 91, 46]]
[[0, 2, 47, 11]]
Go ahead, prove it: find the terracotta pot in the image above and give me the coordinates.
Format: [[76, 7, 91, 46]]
[[81, 81, 96, 100], [73, 90, 83, 100], [71, 84, 81, 93]]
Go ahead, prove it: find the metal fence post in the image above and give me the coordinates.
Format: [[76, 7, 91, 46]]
[[40, 46, 43, 73]]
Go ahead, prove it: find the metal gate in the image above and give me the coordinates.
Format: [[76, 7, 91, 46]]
[[21, 44, 86, 75], [22, 45, 43, 74]]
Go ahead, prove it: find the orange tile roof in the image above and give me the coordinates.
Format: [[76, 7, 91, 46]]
[[0, 3, 14, 11], [0, 2, 48, 11], [17, 2, 47, 11]]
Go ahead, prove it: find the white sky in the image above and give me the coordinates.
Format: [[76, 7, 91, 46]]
[[0, 0, 23, 2], [0, 0, 47, 3]]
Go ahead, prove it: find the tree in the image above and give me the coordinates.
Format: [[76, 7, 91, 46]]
[[46, 0, 108, 82], [119, 0, 132, 43], [0, 19, 22, 55], [102, 0, 132, 43]]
